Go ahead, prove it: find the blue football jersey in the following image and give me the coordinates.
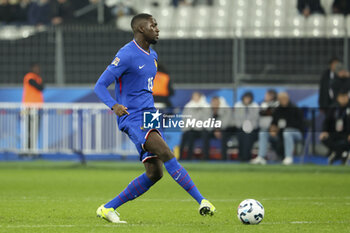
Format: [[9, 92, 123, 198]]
[[107, 40, 158, 114]]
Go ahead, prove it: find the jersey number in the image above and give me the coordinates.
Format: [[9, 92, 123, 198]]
[[148, 77, 154, 91]]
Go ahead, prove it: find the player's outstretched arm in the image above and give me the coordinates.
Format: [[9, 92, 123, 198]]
[[94, 69, 118, 109]]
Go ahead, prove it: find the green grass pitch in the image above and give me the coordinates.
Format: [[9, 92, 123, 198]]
[[0, 161, 349, 233]]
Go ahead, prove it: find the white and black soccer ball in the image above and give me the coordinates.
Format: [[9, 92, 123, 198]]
[[237, 199, 264, 225]]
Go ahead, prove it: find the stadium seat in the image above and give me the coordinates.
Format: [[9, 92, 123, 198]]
[[154, 7, 175, 38], [192, 29, 211, 38], [172, 6, 193, 38], [326, 15, 345, 37], [116, 16, 134, 32], [213, 0, 234, 8], [19, 26, 36, 39], [286, 0, 299, 17], [174, 6, 193, 29], [132, 0, 154, 13], [174, 29, 191, 38], [305, 14, 326, 37], [230, 0, 249, 37], [192, 6, 212, 38], [0, 26, 21, 40], [0, 25, 36, 40], [268, 0, 288, 22], [153, 7, 176, 30], [266, 0, 289, 37], [270, 0, 288, 9], [285, 15, 306, 37], [193, 6, 211, 28], [142, 7, 153, 15], [266, 17, 286, 38], [245, 0, 268, 37], [210, 7, 230, 38]]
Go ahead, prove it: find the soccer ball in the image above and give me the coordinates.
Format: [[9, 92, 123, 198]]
[[237, 199, 264, 225]]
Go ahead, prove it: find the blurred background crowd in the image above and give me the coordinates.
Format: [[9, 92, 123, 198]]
[[0, 0, 112, 25], [1, 0, 350, 26]]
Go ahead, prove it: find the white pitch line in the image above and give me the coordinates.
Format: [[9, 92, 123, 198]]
[[261, 220, 350, 225]]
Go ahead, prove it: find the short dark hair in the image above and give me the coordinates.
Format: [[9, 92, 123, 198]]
[[131, 13, 152, 32], [329, 57, 340, 65], [337, 88, 349, 96], [242, 91, 254, 101], [267, 89, 277, 101]]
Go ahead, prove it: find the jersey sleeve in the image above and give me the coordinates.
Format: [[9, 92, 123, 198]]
[[94, 69, 118, 109], [106, 50, 131, 78], [29, 78, 44, 91]]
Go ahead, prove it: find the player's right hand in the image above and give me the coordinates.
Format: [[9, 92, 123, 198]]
[[112, 104, 129, 117]]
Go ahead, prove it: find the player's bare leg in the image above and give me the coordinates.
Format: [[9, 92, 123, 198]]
[[144, 131, 174, 162], [144, 157, 163, 183], [144, 131, 216, 216]]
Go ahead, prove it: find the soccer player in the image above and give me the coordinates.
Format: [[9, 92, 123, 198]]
[[94, 13, 216, 223]]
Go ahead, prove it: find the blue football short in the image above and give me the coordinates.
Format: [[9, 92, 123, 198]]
[[119, 112, 164, 163]]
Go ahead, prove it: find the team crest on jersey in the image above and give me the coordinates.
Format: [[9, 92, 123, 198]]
[[112, 57, 120, 66], [154, 59, 158, 69]]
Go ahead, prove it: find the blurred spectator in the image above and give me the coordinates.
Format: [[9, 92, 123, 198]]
[[17, 0, 31, 23], [253, 92, 304, 165], [0, 0, 19, 23], [332, 0, 350, 15], [180, 92, 210, 160], [0, 0, 116, 25], [27, 0, 52, 25], [319, 58, 341, 111], [233, 92, 259, 161], [51, 0, 74, 25], [250, 90, 279, 165], [320, 89, 350, 165], [206, 96, 233, 160], [331, 62, 350, 99], [259, 89, 279, 130], [22, 63, 44, 155], [297, 0, 325, 17], [22, 63, 44, 104], [153, 63, 174, 109]]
